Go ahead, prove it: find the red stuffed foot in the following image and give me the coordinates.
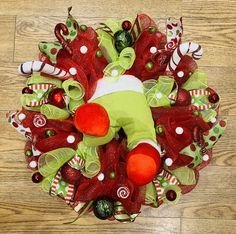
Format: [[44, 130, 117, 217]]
[[74, 103, 110, 137], [126, 143, 161, 186]]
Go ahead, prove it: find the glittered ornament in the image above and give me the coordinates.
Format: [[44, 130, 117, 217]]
[[60, 163, 81, 184], [32, 172, 43, 183], [22, 87, 33, 94], [166, 189, 177, 201], [122, 20, 132, 31], [114, 30, 133, 53], [145, 61, 154, 70], [44, 129, 55, 137], [80, 24, 87, 32], [93, 197, 114, 220], [109, 171, 116, 179], [25, 149, 33, 157], [96, 50, 103, 58], [175, 88, 191, 106], [208, 93, 219, 104], [48, 88, 66, 108], [148, 26, 157, 33]]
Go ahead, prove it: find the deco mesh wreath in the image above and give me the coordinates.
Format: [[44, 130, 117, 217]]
[[7, 8, 226, 222]]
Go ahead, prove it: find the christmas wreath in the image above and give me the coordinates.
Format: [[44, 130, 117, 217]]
[[7, 8, 226, 222]]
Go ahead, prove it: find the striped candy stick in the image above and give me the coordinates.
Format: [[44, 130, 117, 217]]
[[166, 42, 203, 73], [18, 61, 71, 80]]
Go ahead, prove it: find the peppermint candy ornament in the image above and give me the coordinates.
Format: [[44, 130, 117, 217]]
[[33, 114, 47, 128]]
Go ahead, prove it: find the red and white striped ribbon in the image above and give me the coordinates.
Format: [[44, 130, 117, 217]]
[[189, 89, 210, 96], [28, 83, 54, 92], [153, 170, 180, 201], [166, 42, 203, 72], [65, 184, 75, 204], [50, 171, 62, 195], [189, 103, 213, 111], [28, 98, 49, 107], [68, 154, 85, 169]]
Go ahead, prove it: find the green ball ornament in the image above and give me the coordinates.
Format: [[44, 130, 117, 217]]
[[25, 150, 32, 157], [45, 129, 55, 137], [148, 26, 157, 34], [109, 171, 116, 179], [156, 125, 164, 135], [80, 24, 87, 32], [93, 197, 114, 220], [145, 61, 154, 70], [96, 50, 103, 58], [114, 30, 133, 53]]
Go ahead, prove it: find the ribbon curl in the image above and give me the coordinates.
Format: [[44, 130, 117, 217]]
[[143, 76, 177, 107]]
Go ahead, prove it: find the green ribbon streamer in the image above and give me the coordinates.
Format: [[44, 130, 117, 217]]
[[181, 70, 207, 90], [143, 76, 176, 107], [103, 47, 136, 78], [40, 174, 56, 192], [145, 182, 158, 207], [62, 78, 84, 100], [114, 201, 139, 222], [20, 95, 41, 111], [68, 98, 84, 112], [26, 73, 62, 88], [38, 148, 75, 177], [76, 142, 101, 178], [40, 104, 70, 120], [170, 167, 196, 185], [204, 120, 227, 149], [97, 29, 119, 63]]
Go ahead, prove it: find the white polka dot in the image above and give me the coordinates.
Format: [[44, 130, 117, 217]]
[[61, 181, 66, 186], [67, 135, 75, 143], [175, 127, 184, 135], [37, 93, 43, 98], [203, 154, 209, 161], [150, 46, 157, 54], [162, 182, 167, 187], [210, 117, 217, 123], [111, 69, 119, 77], [69, 67, 77, 75], [177, 71, 184, 77], [191, 98, 195, 104], [29, 161, 37, 169], [80, 45, 88, 54], [165, 158, 173, 166], [97, 173, 105, 181], [18, 113, 26, 121], [156, 92, 163, 99]]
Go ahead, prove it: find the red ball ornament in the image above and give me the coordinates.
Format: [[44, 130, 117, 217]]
[[32, 172, 43, 183], [22, 87, 33, 94], [48, 88, 66, 108], [175, 88, 191, 106], [60, 164, 81, 184], [208, 93, 219, 104], [166, 189, 177, 201], [122, 20, 132, 31]]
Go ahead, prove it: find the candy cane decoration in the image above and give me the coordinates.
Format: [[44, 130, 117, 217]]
[[18, 61, 71, 79], [166, 42, 203, 72]]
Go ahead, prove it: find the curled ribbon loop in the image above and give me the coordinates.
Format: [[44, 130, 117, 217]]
[[143, 76, 177, 107]]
